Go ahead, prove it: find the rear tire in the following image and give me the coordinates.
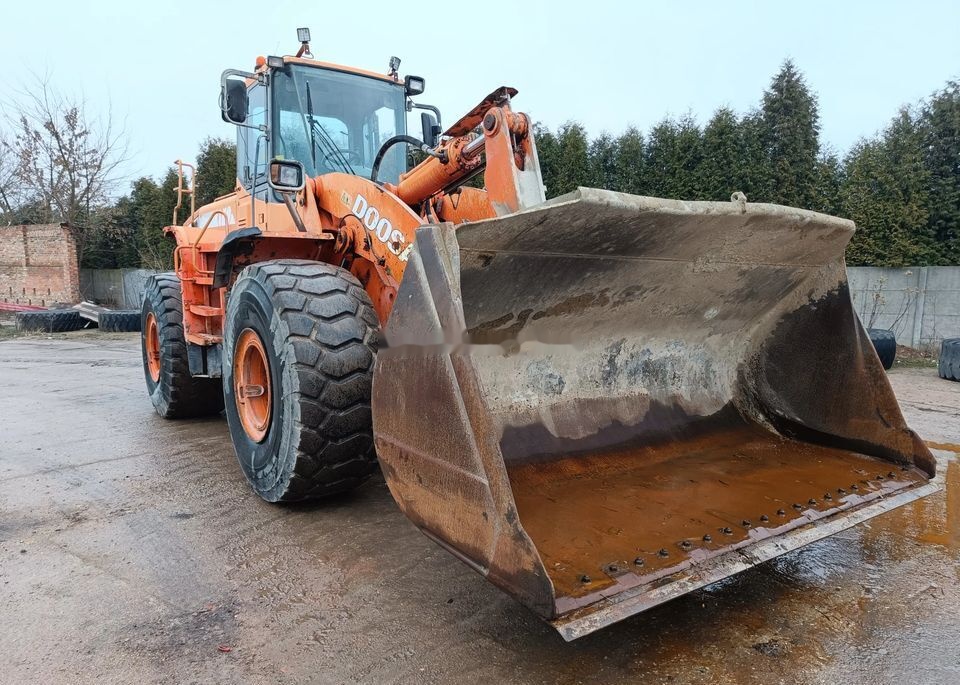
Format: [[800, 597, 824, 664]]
[[16, 310, 83, 333], [222, 259, 379, 502], [141, 273, 224, 418], [940, 338, 960, 382], [99, 310, 141, 332], [867, 328, 896, 370]]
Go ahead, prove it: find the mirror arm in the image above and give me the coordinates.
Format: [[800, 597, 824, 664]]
[[410, 102, 442, 130]]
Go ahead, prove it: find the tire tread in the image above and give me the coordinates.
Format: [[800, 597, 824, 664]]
[[939, 337, 960, 382], [867, 328, 897, 370], [16, 310, 83, 333], [230, 260, 378, 502]]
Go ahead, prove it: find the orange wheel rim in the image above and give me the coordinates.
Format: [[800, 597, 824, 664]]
[[145, 312, 161, 383], [234, 328, 272, 443]]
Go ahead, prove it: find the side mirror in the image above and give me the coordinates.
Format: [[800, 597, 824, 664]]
[[404, 75, 425, 96], [268, 159, 305, 193], [421, 112, 440, 148], [222, 78, 249, 124]]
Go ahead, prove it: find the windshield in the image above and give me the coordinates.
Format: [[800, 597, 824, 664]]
[[272, 65, 407, 184]]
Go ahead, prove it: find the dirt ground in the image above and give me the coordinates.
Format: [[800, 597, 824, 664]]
[[1, 332, 958, 685]]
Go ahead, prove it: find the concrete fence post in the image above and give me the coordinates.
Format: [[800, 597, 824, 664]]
[[910, 267, 928, 348]]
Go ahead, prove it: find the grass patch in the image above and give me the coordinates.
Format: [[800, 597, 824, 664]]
[[0, 325, 23, 340], [893, 357, 938, 369], [893, 344, 938, 369]]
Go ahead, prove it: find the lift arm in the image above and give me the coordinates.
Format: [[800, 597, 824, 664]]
[[386, 87, 546, 218]]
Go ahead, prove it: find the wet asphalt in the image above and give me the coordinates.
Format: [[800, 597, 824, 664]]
[[1, 332, 958, 684]]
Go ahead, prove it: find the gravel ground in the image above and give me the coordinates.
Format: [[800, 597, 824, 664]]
[[1, 333, 958, 685]]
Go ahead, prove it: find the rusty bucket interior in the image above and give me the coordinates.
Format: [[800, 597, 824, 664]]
[[372, 188, 937, 640]]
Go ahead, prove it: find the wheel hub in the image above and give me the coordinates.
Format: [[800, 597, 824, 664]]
[[145, 312, 161, 383], [234, 328, 272, 443]]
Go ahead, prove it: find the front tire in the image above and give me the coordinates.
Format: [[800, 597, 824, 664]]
[[222, 260, 379, 502]]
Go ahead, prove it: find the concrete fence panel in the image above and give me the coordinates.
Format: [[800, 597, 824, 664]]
[[79, 269, 159, 309], [848, 266, 960, 348]]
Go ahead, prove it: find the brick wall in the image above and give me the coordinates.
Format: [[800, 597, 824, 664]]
[[0, 224, 81, 307]]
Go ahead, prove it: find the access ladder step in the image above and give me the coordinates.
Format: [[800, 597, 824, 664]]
[[188, 305, 222, 317]]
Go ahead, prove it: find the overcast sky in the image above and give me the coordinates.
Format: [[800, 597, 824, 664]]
[[2, 0, 957, 187]]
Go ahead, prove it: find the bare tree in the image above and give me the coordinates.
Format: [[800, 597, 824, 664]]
[[0, 130, 26, 219], [1, 74, 127, 259]]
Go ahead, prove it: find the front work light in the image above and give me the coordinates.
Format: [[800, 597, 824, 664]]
[[404, 75, 425, 96], [268, 159, 305, 192]]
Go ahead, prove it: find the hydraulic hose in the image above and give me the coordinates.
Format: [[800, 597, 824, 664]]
[[370, 136, 446, 183]]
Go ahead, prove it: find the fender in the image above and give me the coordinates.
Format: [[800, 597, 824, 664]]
[[212, 227, 262, 288]]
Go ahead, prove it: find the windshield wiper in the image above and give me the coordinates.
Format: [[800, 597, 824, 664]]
[[312, 121, 355, 175], [304, 81, 318, 169], [305, 81, 355, 175]]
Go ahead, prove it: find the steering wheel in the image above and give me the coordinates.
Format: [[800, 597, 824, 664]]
[[325, 149, 364, 165]]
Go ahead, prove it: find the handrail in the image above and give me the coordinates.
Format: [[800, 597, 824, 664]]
[[172, 210, 231, 279], [192, 210, 229, 248], [172, 160, 197, 226]]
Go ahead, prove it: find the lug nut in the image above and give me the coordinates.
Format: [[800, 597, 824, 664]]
[[776, 509, 786, 516], [703, 534, 712, 542], [608, 564, 619, 573], [680, 540, 692, 549], [760, 514, 769, 522], [658, 548, 669, 558], [887, 471, 896, 478], [721, 527, 733, 535], [838, 488, 847, 494], [742, 520, 752, 528], [792, 503, 803, 510], [634, 557, 644, 567], [824, 493, 833, 501], [851, 484, 859, 491], [808, 498, 817, 505], [580, 574, 591, 583]]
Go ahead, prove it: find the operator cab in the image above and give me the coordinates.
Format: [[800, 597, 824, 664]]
[[269, 64, 406, 183], [220, 29, 432, 198]]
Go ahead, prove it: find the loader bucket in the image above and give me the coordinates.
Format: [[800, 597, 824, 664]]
[[372, 188, 938, 640]]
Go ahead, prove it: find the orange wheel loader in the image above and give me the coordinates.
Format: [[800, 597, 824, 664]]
[[141, 29, 939, 640]]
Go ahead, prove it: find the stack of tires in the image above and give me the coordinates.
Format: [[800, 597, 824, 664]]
[[14, 307, 142, 333], [939, 338, 960, 382], [15, 310, 84, 333], [98, 310, 141, 332], [867, 328, 897, 370]]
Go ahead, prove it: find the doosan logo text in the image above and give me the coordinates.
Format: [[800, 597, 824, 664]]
[[351, 194, 406, 259]]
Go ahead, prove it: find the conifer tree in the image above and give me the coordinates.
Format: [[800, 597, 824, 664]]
[[588, 133, 618, 191], [920, 81, 960, 263], [760, 60, 820, 208], [698, 107, 742, 200], [613, 127, 645, 194], [552, 122, 592, 196]]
